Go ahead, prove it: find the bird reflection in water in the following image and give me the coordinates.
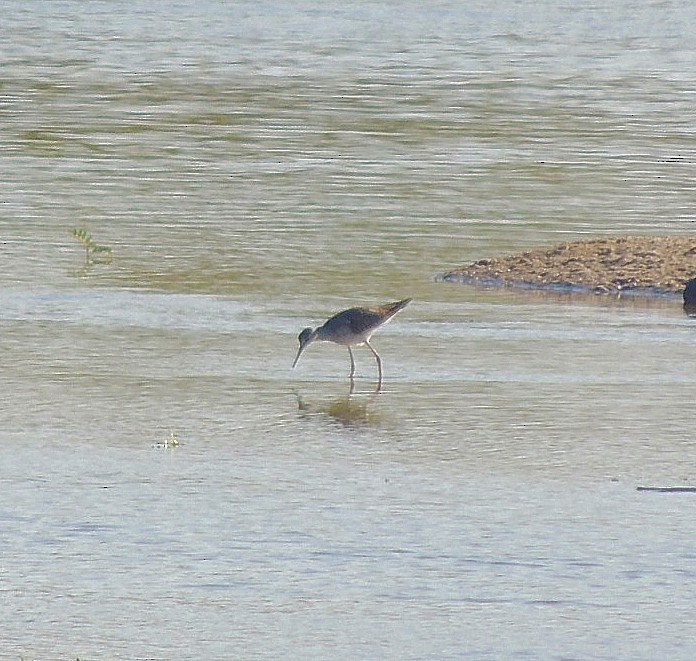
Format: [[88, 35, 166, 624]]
[[295, 390, 382, 428]]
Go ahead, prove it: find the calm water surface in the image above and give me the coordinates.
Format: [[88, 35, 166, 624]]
[[2, 1, 696, 658]]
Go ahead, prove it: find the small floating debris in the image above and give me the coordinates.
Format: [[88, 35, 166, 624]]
[[636, 486, 696, 493], [153, 431, 180, 449]]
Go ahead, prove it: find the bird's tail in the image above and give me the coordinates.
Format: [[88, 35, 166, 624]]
[[378, 298, 412, 320]]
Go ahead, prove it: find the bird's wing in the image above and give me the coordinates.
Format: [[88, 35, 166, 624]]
[[347, 308, 383, 336]]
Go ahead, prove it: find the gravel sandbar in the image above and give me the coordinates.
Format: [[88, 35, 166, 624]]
[[443, 235, 696, 296]]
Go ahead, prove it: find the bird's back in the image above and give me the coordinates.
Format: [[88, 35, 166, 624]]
[[318, 298, 411, 345]]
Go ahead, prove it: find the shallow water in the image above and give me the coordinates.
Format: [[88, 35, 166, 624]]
[[2, 1, 696, 658]]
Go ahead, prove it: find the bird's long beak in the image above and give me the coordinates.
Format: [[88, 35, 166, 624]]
[[292, 344, 306, 369], [293, 328, 315, 369]]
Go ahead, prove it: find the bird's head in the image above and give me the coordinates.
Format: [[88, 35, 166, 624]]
[[292, 327, 316, 368]]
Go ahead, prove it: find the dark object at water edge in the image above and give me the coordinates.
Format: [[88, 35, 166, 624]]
[[683, 277, 696, 316]]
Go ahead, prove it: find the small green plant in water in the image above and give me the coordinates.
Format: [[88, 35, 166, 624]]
[[70, 227, 113, 265]]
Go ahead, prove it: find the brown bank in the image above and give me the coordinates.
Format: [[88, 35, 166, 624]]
[[443, 235, 696, 297]]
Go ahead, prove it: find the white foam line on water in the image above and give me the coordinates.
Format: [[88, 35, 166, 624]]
[[0, 288, 253, 333]]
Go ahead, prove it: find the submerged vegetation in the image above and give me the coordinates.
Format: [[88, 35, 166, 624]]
[[70, 227, 113, 266]]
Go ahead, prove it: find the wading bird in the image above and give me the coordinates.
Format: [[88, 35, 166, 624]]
[[292, 298, 411, 392]]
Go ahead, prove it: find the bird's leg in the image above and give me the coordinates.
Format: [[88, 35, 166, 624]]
[[365, 340, 383, 392], [348, 346, 356, 381]]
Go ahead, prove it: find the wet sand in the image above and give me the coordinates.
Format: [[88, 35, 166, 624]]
[[442, 235, 696, 296]]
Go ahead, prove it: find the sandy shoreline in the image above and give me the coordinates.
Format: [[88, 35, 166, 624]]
[[442, 235, 696, 297]]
